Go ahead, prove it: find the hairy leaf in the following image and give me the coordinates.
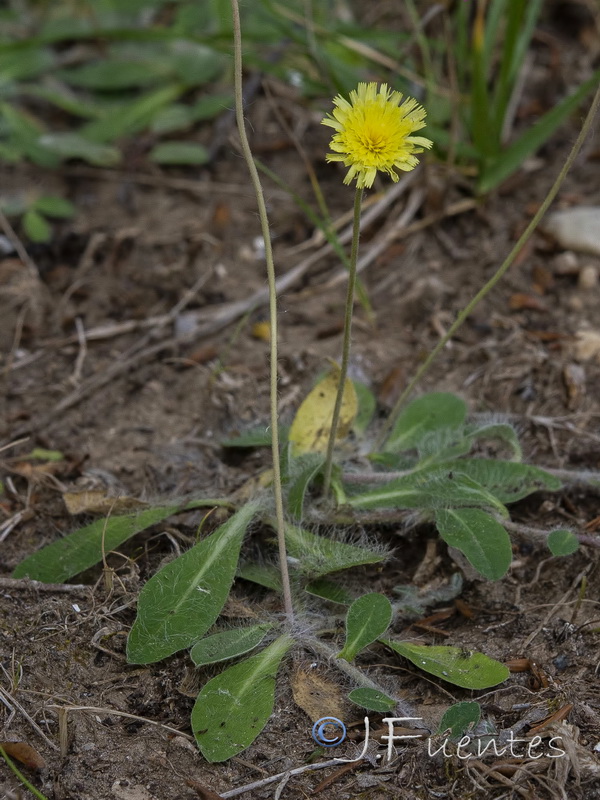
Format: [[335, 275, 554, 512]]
[[347, 468, 507, 516], [440, 458, 561, 503], [382, 641, 509, 689], [436, 702, 481, 737], [192, 635, 293, 762], [383, 393, 466, 454], [547, 529, 579, 557], [13, 499, 230, 583], [348, 688, 396, 713], [435, 508, 512, 580], [190, 624, 273, 667], [287, 453, 324, 520], [127, 502, 258, 664], [338, 593, 393, 662], [464, 422, 522, 461], [285, 524, 385, 577], [304, 578, 353, 605]]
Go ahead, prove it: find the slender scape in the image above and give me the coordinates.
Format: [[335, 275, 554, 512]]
[[230, 0, 293, 620]]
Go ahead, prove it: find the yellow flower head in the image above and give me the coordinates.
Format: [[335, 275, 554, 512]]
[[322, 82, 433, 189]]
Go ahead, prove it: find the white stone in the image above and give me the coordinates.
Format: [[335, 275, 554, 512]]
[[542, 207, 600, 256], [578, 264, 599, 289]]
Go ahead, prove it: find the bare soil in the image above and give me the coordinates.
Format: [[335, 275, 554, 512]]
[[1, 8, 600, 799]]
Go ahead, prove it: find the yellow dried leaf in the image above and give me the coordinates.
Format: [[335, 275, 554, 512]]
[[63, 490, 148, 515], [291, 667, 349, 722], [288, 366, 358, 455]]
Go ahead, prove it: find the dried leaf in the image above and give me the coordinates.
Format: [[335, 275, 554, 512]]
[[63, 490, 148, 515], [291, 667, 348, 722], [562, 363, 586, 409], [288, 365, 358, 455], [0, 741, 46, 770], [508, 293, 548, 312]]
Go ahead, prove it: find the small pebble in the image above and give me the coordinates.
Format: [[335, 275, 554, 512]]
[[543, 206, 600, 256], [578, 264, 599, 289], [552, 251, 579, 275], [553, 654, 569, 671]]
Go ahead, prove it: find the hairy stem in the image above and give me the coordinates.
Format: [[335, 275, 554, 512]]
[[375, 80, 600, 451], [323, 186, 364, 495], [230, 0, 293, 621], [301, 633, 416, 718]]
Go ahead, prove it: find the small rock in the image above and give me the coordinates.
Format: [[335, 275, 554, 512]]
[[578, 264, 599, 289], [573, 330, 600, 362], [551, 250, 579, 275], [542, 206, 600, 256]]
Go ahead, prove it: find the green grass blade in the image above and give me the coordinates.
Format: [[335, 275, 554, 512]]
[[479, 69, 600, 193]]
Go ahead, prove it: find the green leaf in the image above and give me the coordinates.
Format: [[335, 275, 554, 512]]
[[28, 448, 64, 461], [416, 430, 472, 465], [222, 426, 289, 448], [353, 381, 376, 435], [190, 624, 273, 667], [287, 454, 324, 520], [166, 40, 224, 86], [384, 393, 467, 454], [150, 94, 233, 134], [304, 578, 353, 605], [127, 502, 257, 664], [192, 634, 293, 762], [437, 702, 481, 737], [285, 524, 385, 578], [38, 133, 121, 166], [82, 85, 182, 143], [22, 209, 51, 243], [13, 499, 231, 583], [441, 459, 561, 503], [236, 562, 281, 591], [0, 46, 55, 81], [22, 83, 104, 120], [382, 641, 510, 689], [478, 68, 600, 193], [33, 196, 76, 219], [348, 688, 396, 713], [465, 422, 522, 461], [435, 508, 512, 580], [347, 468, 507, 516], [190, 93, 233, 121], [338, 593, 393, 662], [59, 59, 169, 90], [150, 103, 194, 135], [547, 529, 579, 557], [149, 141, 209, 165]]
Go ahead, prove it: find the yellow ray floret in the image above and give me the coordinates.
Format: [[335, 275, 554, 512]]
[[322, 82, 433, 189]]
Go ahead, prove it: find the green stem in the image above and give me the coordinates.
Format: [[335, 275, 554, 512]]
[[375, 80, 600, 452], [230, 0, 293, 621], [322, 186, 364, 496]]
